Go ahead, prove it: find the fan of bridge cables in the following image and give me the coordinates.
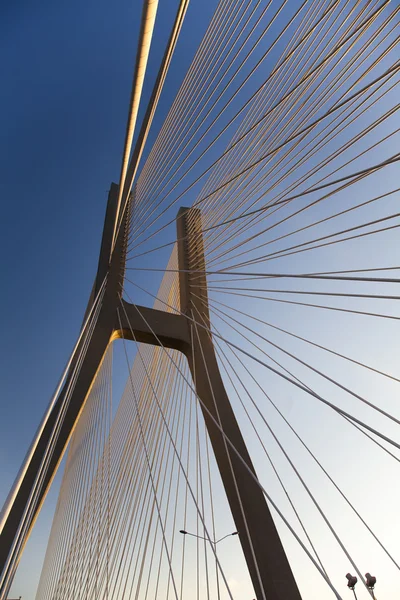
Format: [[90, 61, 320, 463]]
[[36, 0, 400, 598]]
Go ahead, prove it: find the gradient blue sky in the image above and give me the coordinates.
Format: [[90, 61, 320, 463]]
[[1, 1, 400, 599]]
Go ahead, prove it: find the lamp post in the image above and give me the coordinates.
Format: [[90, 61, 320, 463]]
[[346, 573, 358, 599], [365, 573, 377, 599], [180, 530, 238, 600]]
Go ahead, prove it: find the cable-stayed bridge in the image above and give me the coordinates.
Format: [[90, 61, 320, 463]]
[[1, 0, 400, 598]]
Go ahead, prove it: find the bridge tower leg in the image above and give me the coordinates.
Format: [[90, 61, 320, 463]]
[[177, 207, 302, 600], [0, 190, 302, 600]]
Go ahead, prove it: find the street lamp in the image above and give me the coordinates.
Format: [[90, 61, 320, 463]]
[[179, 529, 238, 546], [346, 573, 358, 600], [180, 530, 238, 600], [365, 573, 377, 599]]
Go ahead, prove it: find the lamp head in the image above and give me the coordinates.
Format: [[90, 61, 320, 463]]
[[365, 573, 376, 588], [346, 573, 357, 589]]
